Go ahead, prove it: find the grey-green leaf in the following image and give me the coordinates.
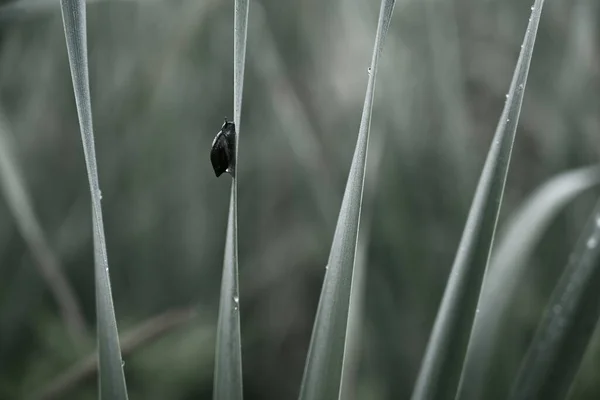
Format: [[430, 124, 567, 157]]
[[59, 0, 128, 399], [213, 1, 248, 400], [339, 127, 388, 400], [298, 1, 395, 400], [0, 112, 88, 346], [410, 2, 546, 399], [456, 166, 600, 400], [508, 195, 600, 400]]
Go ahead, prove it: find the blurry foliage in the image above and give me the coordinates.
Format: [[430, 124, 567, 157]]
[[0, 0, 599, 399]]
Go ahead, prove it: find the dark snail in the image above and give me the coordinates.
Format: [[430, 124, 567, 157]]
[[210, 119, 236, 177]]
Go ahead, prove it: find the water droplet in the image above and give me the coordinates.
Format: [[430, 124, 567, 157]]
[[505, 94, 509, 99], [531, 6, 534, 10], [121, 360, 125, 367], [233, 295, 239, 304], [367, 67, 372, 74], [98, 190, 103, 200], [587, 237, 597, 248]]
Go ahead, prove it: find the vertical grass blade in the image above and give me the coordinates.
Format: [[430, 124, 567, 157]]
[[298, 1, 396, 399], [0, 112, 88, 345], [60, 1, 128, 398], [339, 129, 387, 400], [248, 4, 337, 225], [410, 2, 545, 399], [455, 166, 600, 400], [423, 0, 472, 191], [213, 1, 248, 399], [508, 197, 600, 400]]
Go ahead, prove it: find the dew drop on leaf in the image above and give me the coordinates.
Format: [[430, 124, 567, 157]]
[[587, 236, 597, 249]]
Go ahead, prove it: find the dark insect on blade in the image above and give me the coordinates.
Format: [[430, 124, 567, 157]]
[[210, 120, 236, 178], [211, 133, 229, 177]]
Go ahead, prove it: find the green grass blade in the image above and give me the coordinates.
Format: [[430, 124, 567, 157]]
[[410, 2, 545, 399], [339, 128, 388, 400], [508, 196, 600, 400], [59, 1, 128, 398], [298, 1, 396, 399], [0, 112, 88, 346], [456, 166, 600, 400], [213, 1, 248, 399]]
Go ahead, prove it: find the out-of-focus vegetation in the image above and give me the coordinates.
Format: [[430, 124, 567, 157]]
[[0, 0, 599, 399]]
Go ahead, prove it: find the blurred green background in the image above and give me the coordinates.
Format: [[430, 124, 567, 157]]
[[0, 0, 599, 399]]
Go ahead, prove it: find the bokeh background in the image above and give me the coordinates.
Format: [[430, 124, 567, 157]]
[[0, 0, 599, 399]]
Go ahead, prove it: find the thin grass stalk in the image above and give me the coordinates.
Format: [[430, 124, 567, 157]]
[[423, 0, 472, 192], [339, 128, 387, 400], [60, 0, 127, 398], [212, 1, 249, 399], [298, 1, 396, 399], [410, 2, 546, 399], [249, 4, 336, 225]]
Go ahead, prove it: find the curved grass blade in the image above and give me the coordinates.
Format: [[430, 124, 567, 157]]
[[410, 2, 546, 399], [298, 1, 396, 399], [213, 1, 248, 399], [456, 166, 600, 400], [59, 0, 128, 398], [508, 197, 600, 400]]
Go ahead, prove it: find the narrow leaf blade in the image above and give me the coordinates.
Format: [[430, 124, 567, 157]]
[[59, 0, 128, 399], [456, 166, 600, 400], [298, 1, 396, 399], [339, 128, 388, 400], [213, 185, 243, 400], [508, 196, 600, 400], [410, 2, 546, 399], [213, 1, 249, 399]]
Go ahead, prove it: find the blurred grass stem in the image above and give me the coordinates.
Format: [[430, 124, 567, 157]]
[[0, 112, 88, 345], [35, 308, 196, 400]]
